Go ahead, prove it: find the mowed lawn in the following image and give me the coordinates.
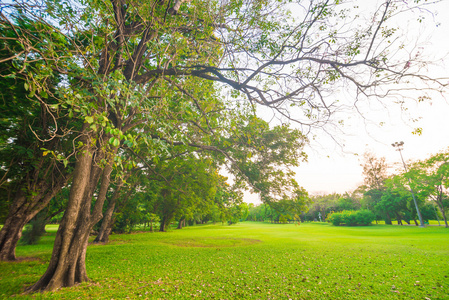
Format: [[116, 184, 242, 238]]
[[0, 222, 448, 299]]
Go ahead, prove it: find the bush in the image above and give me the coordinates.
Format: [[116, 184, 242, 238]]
[[328, 212, 343, 226], [328, 210, 374, 226], [355, 210, 375, 225]]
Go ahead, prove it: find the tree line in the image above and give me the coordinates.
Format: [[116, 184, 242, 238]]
[[244, 151, 449, 226]]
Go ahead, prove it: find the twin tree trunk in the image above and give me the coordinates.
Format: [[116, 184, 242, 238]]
[[27, 132, 116, 293], [93, 182, 123, 244], [94, 184, 134, 243]]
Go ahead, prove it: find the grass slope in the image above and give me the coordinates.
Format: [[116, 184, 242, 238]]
[[0, 222, 448, 299]]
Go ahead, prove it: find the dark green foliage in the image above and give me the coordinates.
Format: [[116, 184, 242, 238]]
[[328, 210, 375, 226], [20, 215, 46, 245], [355, 210, 376, 225], [420, 203, 438, 222]]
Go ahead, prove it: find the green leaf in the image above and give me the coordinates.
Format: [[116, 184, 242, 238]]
[[40, 90, 48, 98], [113, 138, 120, 147], [85, 116, 94, 124]]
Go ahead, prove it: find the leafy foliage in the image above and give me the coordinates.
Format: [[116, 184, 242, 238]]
[[328, 210, 375, 226]]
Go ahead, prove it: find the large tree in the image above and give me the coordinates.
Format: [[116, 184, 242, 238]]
[[361, 152, 390, 223], [0, 0, 445, 293], [0, 19, 75, 260]]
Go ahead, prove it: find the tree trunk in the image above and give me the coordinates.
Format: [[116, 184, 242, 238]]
[[177, 217, 185, 229], [0, 216, 30, 261], [26, 136, 119, 293], [93, 180, 123, 243], [0, 176, 66, 261], [395, 213, 402, 225], [26, 139, 94, 293], [436, 200, 449, 228], [93, 201, 116, 243], [159, 216, 167, 232], [413, 218, 418, 226]]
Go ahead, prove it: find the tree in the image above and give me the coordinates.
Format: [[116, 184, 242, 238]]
[[361, 152, 390, 223], [306, 193, 340, 221], [268, 189, 310, 222], [0, 19, 74, 260], [377, 185, 410, 225], [407, 151, 449, 227], [382, 175, 426, 226], [362, 152, 389, 191], [1, 0, 444, 293]]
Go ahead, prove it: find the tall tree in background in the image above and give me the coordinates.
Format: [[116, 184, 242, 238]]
[[408, 151, 449, 227], [361, 152, 390, 223], [0, 0, 446, 293]]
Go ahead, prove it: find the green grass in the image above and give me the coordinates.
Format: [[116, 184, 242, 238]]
[[0, 222, 448, 299]]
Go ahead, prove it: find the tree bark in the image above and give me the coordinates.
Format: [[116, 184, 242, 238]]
[[395, 213, 402, 225], [94, 181, 123, 243], [0, 218, 29, 260], [159, 215, 167, 232], [436, 200, 449, 228], [177, 216, 185, 229], [0, 174, 67, 261], [26, 132, 119, 292], [26, 136, 94, 293]]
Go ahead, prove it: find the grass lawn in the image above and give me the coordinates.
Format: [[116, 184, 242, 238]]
[[0, 222, 448, 299]]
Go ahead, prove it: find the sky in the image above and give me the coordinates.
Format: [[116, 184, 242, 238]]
[[244, 0, 449, 203]]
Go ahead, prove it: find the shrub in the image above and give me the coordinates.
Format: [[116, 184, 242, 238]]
[[342, 211, 357, 226], [328, 210, 375, 226], [328, 212, 343, 226], [355, 210, 375, 225]]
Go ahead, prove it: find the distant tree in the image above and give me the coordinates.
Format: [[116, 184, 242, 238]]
[[306, 193, 340, 221], [362, 152, 389, 190], [361, 152, 390, 223], [407, 152, 449, 227], [382, 175, 426, 226], [268, 189, 310, 223]]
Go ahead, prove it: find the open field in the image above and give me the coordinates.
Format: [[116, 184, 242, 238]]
[[0, 222, 448, 299]]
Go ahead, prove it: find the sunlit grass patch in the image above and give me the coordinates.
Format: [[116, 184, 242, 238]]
[[0, 222, 448, 299]]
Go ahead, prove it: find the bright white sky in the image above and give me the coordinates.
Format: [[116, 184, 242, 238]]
[[296, 0, 449, 195], [244, 0, 449, 203]]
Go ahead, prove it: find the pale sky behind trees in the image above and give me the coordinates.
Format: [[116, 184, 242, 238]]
[[245, 0, 449, 203]]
